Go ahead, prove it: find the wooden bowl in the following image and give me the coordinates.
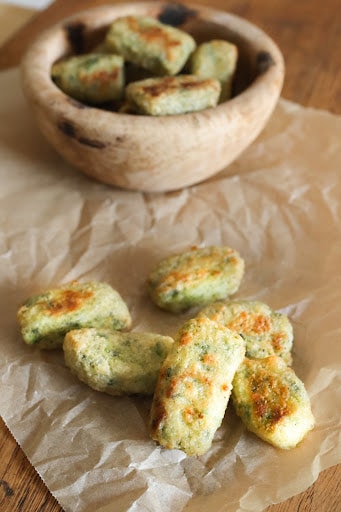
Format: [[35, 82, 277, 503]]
[[20, 2, 284, 192]]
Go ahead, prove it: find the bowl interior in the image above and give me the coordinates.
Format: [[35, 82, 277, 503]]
[[49, 2, 278, 107]]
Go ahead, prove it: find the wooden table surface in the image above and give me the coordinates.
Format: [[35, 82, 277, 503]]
[[0, 1, 340, 511]]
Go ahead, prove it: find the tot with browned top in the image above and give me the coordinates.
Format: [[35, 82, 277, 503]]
[[17, 281, 131, 349], [147, 246, 245, 313], [124, 74, 221, 115], [197, 300, 293, 364], [150, 316, 246, 456], [232, 356, 315, 449], [105, 15, 196, 76], [51, 54, 125, 104]]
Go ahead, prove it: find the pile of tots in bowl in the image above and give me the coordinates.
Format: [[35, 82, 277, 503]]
[[17, 245, 315, 457], [51, 14, 239, 115]]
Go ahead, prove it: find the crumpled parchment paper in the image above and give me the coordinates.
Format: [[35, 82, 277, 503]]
[[0, 67, 340, 512]]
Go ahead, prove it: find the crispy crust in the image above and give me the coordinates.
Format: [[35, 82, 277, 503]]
[[125, 74, 221, 115], [198, 300, 293, 364], [150, 316, 245, 456], [147, 246, 245, 313], [105, 15, 196, 76], [52, 53, 124, 104], [17, 281, 131, 349], [232, 356, 315, 449]]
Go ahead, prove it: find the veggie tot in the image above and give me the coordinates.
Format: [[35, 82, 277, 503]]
[[189, 39, 238, 102], [197, 300, 293, 364], [150, 317, 246, 456], [232, 356, 315, 449], [147, 246, 245, 313], [124, 75, 221, 116], [105, 15, 196, 76], [51, 53, 124, 104], [17, 281, 131, 349], [63, 328, 173, 396]]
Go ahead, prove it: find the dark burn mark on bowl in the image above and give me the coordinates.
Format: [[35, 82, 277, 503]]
[[257, 51, 275, 74], [64, 21, 86, 54], [58, 120, 76, 137], [57, 120, 106, 148], [77, 137, 106, 148], [158, 3, 197, 27]]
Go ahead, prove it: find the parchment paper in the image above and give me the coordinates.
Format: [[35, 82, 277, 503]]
[[0, 67, 340, 512]]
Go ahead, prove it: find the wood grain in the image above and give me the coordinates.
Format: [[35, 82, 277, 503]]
[[0, 4, 34, 46], [0, 0, 340, 510], [0, 417, 62, 512]]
